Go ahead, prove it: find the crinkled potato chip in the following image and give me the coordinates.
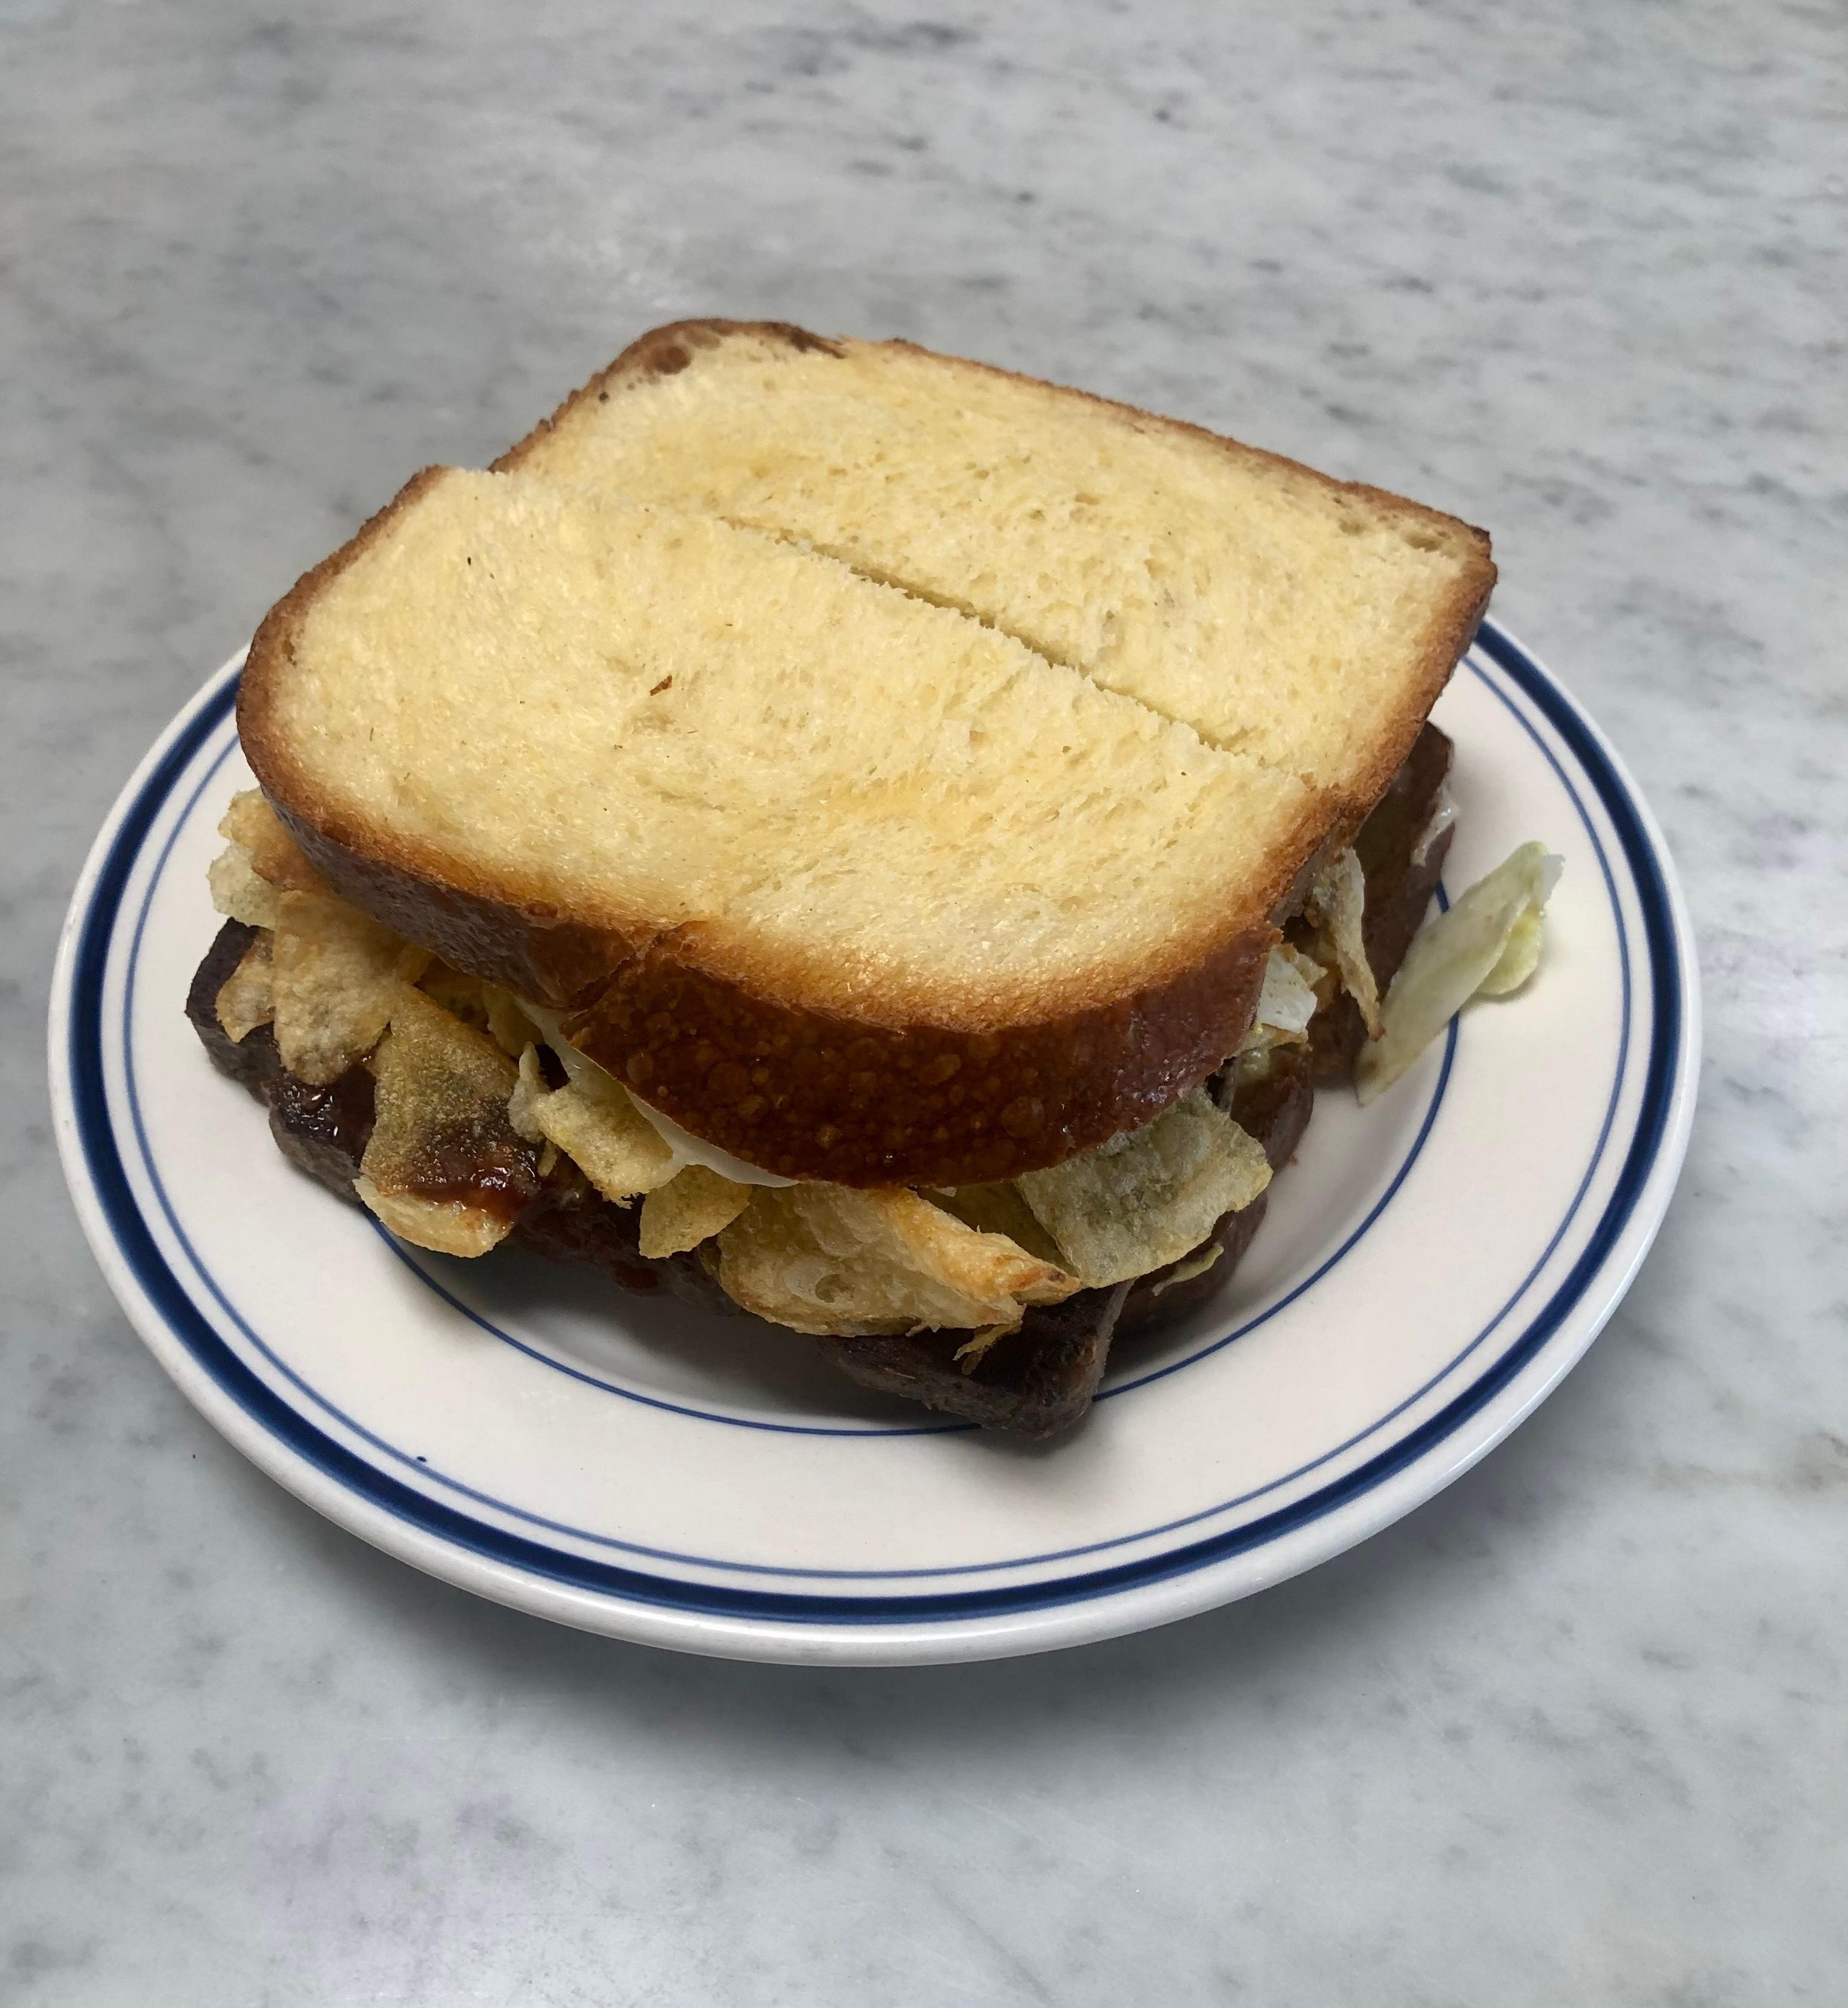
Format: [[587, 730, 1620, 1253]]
[[638, 1165, 752, 1259], [1016, 1089, 1272, 1288], [219, 790, 326, 893], [215, 932, 274, 1043], [364, 986, 523, 1184], [208, 842, 284, 929], [716, 1185, 1076, 1339], [508, 1042, 676, 1203], [356, 988, 532, 1257], [541, 1088, 676, 1201], [1305, 847, 1381, 1037], [1355, 840, 1563, 1105], [210, 792, 331, 928], [483, 985, 541, 1059], [353, 1177, 512, 1257], [270, 888, 430, 1086], [417, 962, 492, 1032], [931, 1180, 1066, 1267], [416, 967, 540, 1058]]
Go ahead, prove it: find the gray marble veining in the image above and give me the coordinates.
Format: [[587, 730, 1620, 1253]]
[[4, 2, 1844, 2003]]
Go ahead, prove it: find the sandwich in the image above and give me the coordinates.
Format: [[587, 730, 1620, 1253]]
[[187, 322, 1560, 1438]]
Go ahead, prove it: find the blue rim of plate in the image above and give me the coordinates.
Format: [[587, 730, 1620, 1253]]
[[61, 619, 1686, 1628]]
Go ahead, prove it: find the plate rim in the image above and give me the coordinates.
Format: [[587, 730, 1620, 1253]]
[[48, 619, 1702, 1664]]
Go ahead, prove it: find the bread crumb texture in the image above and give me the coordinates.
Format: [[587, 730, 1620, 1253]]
[[268, 469, 1316, 1023], [514, 329, 1490, 803]]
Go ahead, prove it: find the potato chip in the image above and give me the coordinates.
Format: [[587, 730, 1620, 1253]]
[[219, 790, 326, 893], [716, 1185, 1076, 1339], [417, 962, 491, 1031], [638, 1166, 752, 1258], [417, 967, 542, 1057], [352, 1177, 512, 1257], [1305, 846, 1381, 1037], [483, 985, 541, 1059], [931, 1181, 1066, 1267], [507, 1042, 676, 1202], [208, 842, 284, 929], [540, 1081, 680, 1202], [1356, 841, 1563, 1105], [1016, 1089, 1272, 1287], [355, 988, 532, 1257], [270, 888, 430, 1085], [364, 987, 522, 1174], [215, 932, 274, 1043], [210, 792, 332, 929]]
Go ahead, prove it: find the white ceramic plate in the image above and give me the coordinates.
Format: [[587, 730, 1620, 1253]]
[[49, 620, 1698, 1665]]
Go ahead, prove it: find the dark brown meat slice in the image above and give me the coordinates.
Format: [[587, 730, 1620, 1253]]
[[823, 1284, 1133, 1440]]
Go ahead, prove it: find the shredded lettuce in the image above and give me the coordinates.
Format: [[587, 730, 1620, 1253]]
[[1355, 841, 1564, 1105]]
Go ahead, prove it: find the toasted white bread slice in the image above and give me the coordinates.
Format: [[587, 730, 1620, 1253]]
[[500, 321, 1495, 824], [243, 327, 1492, 1187], [241, 468, 1323, 1186]]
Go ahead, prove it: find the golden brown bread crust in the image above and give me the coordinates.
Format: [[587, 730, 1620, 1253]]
[[238, 323, 1489, 1186], [260, 790, 1282, 1186], [558, 922, 1277, 1186], [491, 319, 849, 474], [497, 318, 1497, 834]]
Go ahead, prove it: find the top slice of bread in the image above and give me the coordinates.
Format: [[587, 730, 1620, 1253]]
[[241, 324, 1493, 1188], [500, 321, 1495, 826]]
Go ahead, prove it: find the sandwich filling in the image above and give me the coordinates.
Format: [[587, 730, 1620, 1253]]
[[204, 792, 1297, 1344], [200, 778, 1560, 1355]]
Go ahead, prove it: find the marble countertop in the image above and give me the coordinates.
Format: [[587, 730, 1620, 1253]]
[[4, 2, 1843, 2001]]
